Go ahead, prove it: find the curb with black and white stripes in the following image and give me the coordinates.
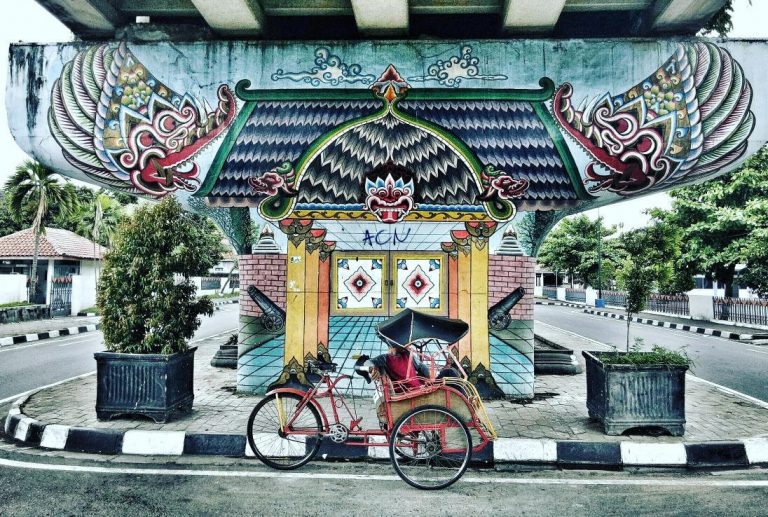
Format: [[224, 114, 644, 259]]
[[0, 323, 100, 348], [535, 300, 585, 309], [583, 309, 757, 341], [212, 298, 239, 307], [4, 401, 767, 469]]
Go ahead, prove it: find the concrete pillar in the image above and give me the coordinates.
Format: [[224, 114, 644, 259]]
[[556, 287, 566, 302], [45, 260, 55, 305], [688, 293, 714, 320], [586, 287, 597, 307]]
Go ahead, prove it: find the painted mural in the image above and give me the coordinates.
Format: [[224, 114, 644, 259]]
[[7, 39, 766, 399], [49, 43, 237, 197]]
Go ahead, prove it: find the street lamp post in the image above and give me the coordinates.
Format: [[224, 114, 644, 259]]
[[597, 210, 603, 299]]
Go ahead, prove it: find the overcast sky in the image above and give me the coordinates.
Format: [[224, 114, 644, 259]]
[[0, 0, 766, 232]]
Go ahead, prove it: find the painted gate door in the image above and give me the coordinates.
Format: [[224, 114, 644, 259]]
[[332, 252, 446, 316]]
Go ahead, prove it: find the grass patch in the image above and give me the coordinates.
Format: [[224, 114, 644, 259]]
[[601, 338, 692, 367], [201, 292, 239, 300], [79, 306, 100, 315], [0, 301, 32, 309]]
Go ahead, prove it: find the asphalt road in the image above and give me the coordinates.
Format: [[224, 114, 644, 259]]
[[0, 304, 239, 403], [536, 304, 768, 403], [0, 454, 766, 516]]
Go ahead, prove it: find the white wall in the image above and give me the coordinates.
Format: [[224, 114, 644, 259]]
[[44, 260, 54, 305], [69, 260, 99, 315], [0, 274, 27, 304]]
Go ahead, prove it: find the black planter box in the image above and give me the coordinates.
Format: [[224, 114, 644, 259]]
[[94, 347, 196, 423], [583, 351, 687, 436]]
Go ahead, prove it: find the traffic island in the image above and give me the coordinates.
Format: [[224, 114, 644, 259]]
[[3, 329, 768, 470]]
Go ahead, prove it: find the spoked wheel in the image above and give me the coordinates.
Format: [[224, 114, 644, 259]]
[[389, 405, 472, 490], [247, 392, 322, 470]]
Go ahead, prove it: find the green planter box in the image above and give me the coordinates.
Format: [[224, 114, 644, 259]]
[[94, 347, 196, 423], [583, 351, 687, 436]]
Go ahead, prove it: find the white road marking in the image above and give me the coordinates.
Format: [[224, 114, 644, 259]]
[[0, 457, 767, 487], [57, 337, 100, 348], [533, 320, 613, 350], [190, 328, 238, 344], [535, 318, 768, 408], [570, 308, 768, 348], [687, 375, 768, 410], [0, 333, 101, 354], [0, 328, 236, 406], [0, 371, 96, 406]]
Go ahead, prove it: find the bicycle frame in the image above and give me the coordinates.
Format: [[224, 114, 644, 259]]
[[265, 371, 388, 448], [264, 367, 495, 453]]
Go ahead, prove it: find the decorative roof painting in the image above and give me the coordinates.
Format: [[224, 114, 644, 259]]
[[14, 40, 757, 225]]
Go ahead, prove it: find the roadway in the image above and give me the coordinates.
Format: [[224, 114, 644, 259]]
[[0, 454, 766, 516], [0, 304, 239, 403], [535, 304, 768, 403]]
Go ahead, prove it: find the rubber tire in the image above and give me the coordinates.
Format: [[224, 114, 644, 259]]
[[247, 392, 322, 470], [389, 404, 472, 490]]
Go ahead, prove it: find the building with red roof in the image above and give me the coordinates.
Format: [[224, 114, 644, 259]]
[[0, 227, 107, 314]]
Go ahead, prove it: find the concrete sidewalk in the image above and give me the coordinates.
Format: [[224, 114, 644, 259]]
[[4, 326, 768, 468]]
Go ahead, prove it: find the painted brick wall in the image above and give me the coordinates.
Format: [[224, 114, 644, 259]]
[[239, 254, 287, 317], [488, 255, 534, 321]]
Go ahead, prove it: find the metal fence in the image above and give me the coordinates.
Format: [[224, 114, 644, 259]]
[[602, 290, 627, 307], [646, 293, 690, 316], [542, 286, 557, 300], [49, 276, 72, 317], [565, 288, 586, 303], [599, 291, 689, 316], [713, 297, 768, 326], [229, 276, 240, 289]]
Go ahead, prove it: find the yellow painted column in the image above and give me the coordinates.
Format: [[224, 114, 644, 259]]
[[285, 240, 307, 364], [469, 239, 490, 370], [302, 247, 320, 360], [456, 248, 472, 364]]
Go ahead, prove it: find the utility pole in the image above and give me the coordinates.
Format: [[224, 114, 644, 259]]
[[597, 209, 603, 299]]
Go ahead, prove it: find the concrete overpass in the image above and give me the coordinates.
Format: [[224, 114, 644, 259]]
[[36, 0, 727, 39]]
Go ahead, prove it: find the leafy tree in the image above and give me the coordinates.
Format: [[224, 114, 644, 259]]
[[653, 146, 768, 297], [618, 217, 692, 295], [538, 214, 621, 288], [702, 0, 735, 36], [616, 230, 657, 350], [0, 190, 25, 237], [740, 195, 768, 296], [97, 197, 224, 354], [112, 191, 138, 206], [4, 161, 77, 302]]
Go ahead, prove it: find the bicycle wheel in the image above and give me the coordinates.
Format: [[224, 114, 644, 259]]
[[247, 392, 322, 470], [389, 405, 472, 490]]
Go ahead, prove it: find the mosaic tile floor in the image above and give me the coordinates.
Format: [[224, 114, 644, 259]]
[[328, 316, 389, 397], [239, 316, 536, 397], [237, 335, 285, 392], [490, 321, 535, 397]]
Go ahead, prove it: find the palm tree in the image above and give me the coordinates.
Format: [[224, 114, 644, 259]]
[[87, 192, 121, 282], [76, 191, 121, 248], [5, 160, 77, 303]]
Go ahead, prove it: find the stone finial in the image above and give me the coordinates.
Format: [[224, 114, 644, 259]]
[[496, 226, 525, 256], [252, 224, 281, 254]]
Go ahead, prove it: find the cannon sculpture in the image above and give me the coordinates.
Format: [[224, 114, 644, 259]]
[[488, 286, 525, 330], [247, 285, 287, 332]]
